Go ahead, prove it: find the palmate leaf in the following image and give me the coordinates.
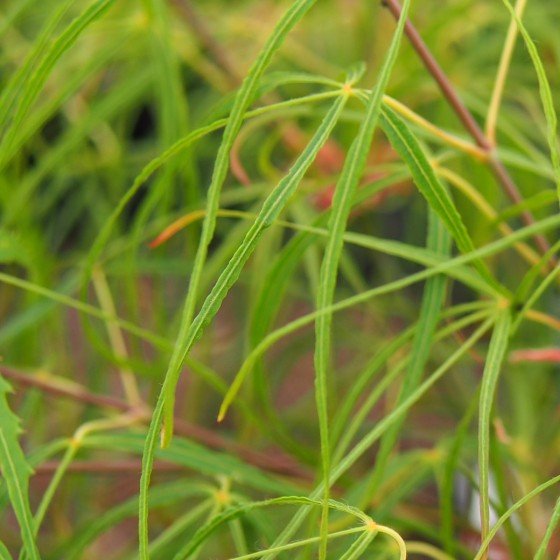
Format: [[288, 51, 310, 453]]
[[0, 376, 39, 560]]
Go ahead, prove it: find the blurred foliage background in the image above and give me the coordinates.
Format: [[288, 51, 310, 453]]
[[0, 0, 559, 558]]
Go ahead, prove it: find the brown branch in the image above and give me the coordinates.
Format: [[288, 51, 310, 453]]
[[382, 0, 552, 258], [169, 0, 241, 87], [1, 366, 129, 412], [0, 366, 312, 482], [34, 459, 184, 475]]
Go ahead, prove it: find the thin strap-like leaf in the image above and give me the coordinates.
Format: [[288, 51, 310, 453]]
[[498, 0, 560, 202], [0, 541, 11, 560], [0, 377, 40, 560], [159, 0, 324, 447], [534, 495, 560, 560], [0, 0, 116, 169], [261, 317, 495, 560], [312, 1, 410, 556], [380, 104, 503, 293], [139, 93, 346, 558], [473, 473, 560, 560], [338, 530, 377, 560], [478, 309, 512, 554], [0, 0, 74, 134], [364, 209, 450, 500], [179, 496, 368, 559]]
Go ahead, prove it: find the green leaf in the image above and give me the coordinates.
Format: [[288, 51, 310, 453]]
[[477, 309, 512, 547], [0, 0, 74, 135], [356, 209, 451, 500], [261, 317, 495, 559], [177, 496, 368, 559], [0, 0, 117, 169], [0, 231, 33, 271], [139, 94, 348, 555], [89, 432, 299, 496], [379, 104, 502, 293], [159, 0, 330, 448], [498, 0, 560, 203], [0, 377, 40, 560], [534, 495, 560, 560], [312, 0, 411, 554], [474, 474, 560, 560], [337, 531, 377, 560], [57, 481, 212, 560], [0, 541, 11, 560]]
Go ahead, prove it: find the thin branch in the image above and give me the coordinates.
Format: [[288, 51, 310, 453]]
[[381, 0, 552, 258], [34, 459, 185, 475], [0, 366, 312, 481], [1, 366, 130, 412]]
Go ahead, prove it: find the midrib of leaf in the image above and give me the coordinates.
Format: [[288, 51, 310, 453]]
[[478, 309, 512, 556], [0, 378, 40, 560], [312, 1, 411, 556]]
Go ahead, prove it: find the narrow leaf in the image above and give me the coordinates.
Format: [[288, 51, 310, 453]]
[[364, 209, 451, 496], [478, 310, 512, 552], [534, 495, 560, 560], [0, 0, 116, 169], [159, 0, 324, 446], [312, 1, 411, 555], [0, 377, 40, 560], [498, 0, 560, 202], [380, 104, 501, 292]]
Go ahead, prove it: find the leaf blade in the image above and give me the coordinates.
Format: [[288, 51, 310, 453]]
[[0, 377, 40, 560]]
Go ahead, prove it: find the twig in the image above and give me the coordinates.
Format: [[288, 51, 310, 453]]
[[1, 366, 130, 412], [34, 459, 185, 475], [169, 0, 241, 86], [382, 0, 552, 258], [0, 366, 312, 481]]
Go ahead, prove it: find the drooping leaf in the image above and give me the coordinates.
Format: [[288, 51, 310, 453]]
[[380, 104, 503, 293]]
